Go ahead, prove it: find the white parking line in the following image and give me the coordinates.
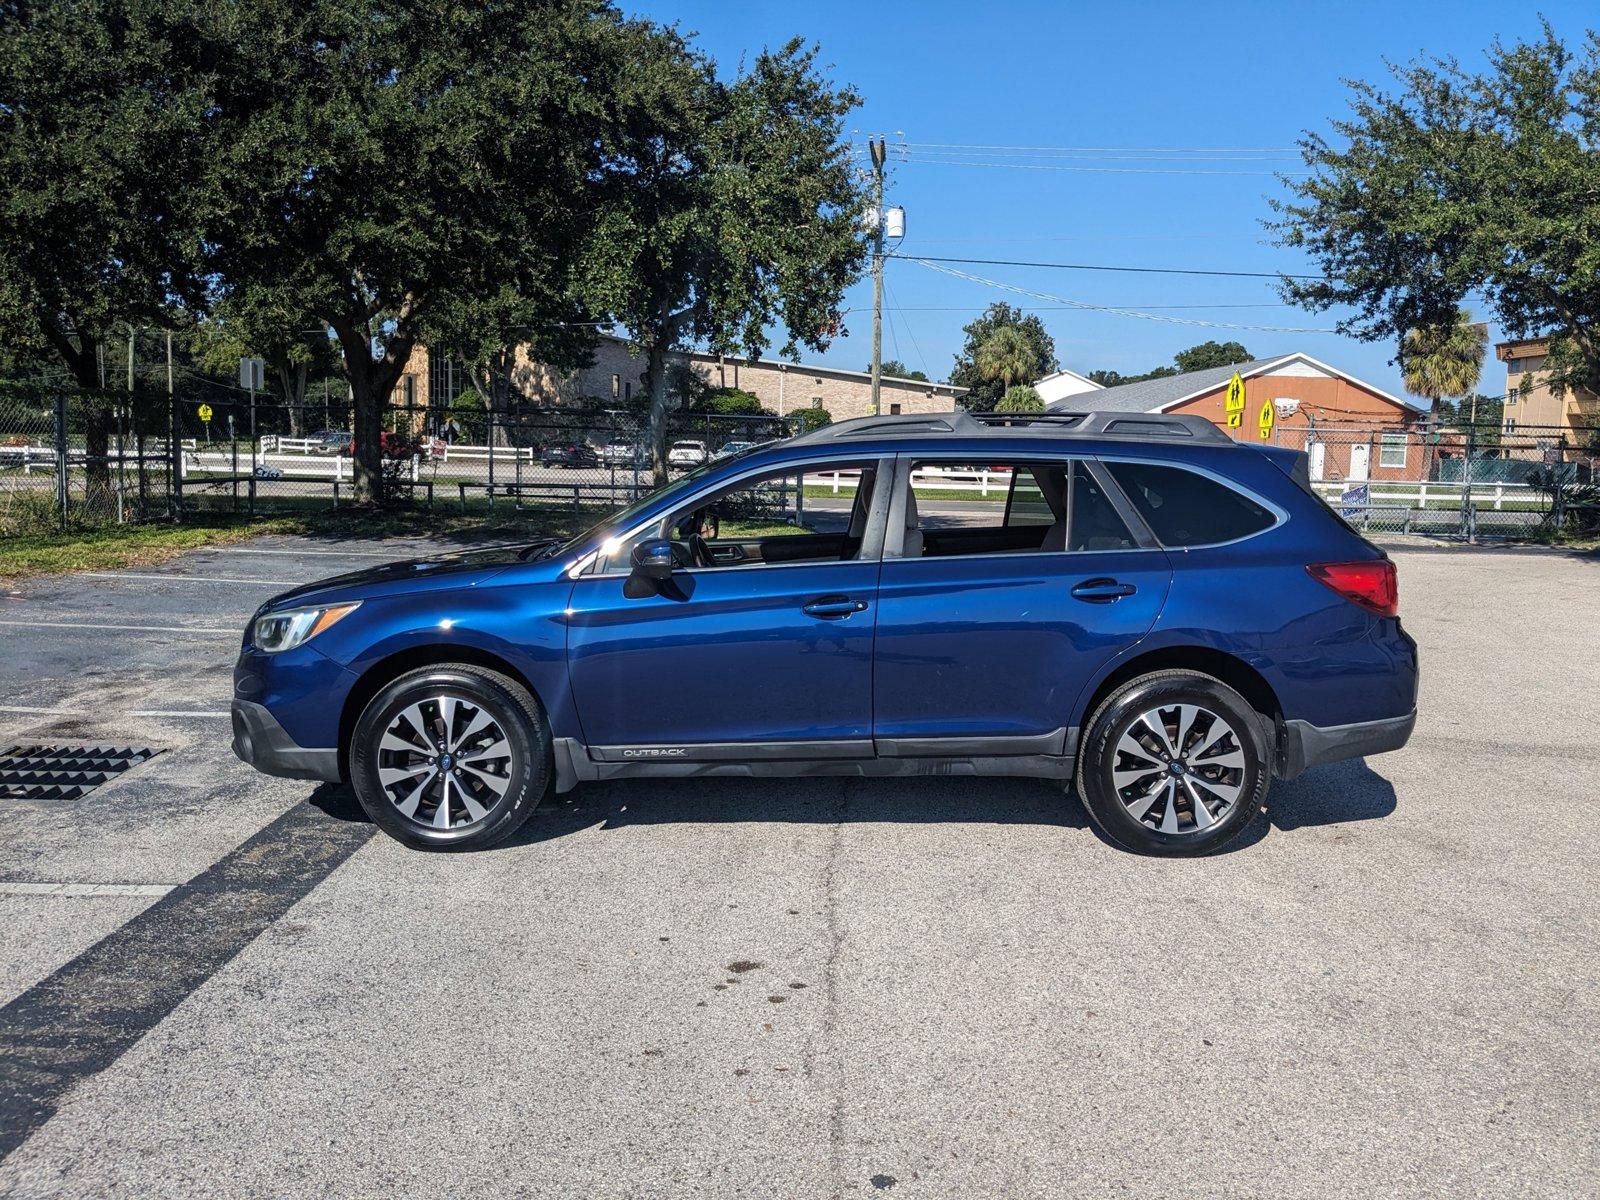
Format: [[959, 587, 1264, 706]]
[[0, 882, 175, 898], [129, 710, 230, 719], [0, 620, 237, 635], [206, 547, 401, 558], [0, 705, 86, 716], [82, 572, 300, 586]]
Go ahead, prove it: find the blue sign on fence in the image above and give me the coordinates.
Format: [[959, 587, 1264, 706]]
[[1340, 483, 1370, 516]]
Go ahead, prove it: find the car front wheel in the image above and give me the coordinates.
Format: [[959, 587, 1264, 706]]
[[350, 664, 551, 850], [1075, 670, 1270, 856]]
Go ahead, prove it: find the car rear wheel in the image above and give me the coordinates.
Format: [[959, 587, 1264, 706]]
[[1075, 670, 1270, 856], [350, 664, 550, 850]]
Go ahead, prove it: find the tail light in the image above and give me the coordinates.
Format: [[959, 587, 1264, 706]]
[[1307, 560, 1398, 618]]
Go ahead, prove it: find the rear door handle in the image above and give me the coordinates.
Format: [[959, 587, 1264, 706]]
[[803, 595, 869, 618], [1071, 578, 1137, 602]]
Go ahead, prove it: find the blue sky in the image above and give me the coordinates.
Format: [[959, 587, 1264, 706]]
[[624, 0, 1590, 397]]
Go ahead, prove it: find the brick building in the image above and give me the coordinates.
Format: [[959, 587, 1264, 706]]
[[394, 333, 965, 421], [1046, 352, 1435, 483]]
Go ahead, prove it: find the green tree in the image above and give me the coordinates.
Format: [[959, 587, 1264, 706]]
[[950, 304, 1057, 412], [974, 326, 1039, 396], [996, 384, 1044, 413], [203, 0, 622, 501], [587, 36, 867, 482], [792, 406, 832, 433], [0, 0, 216, 495], [872, 359, 928, 382], [1271, 23, 1600, 397], [696, 388, 768, 415], [1173, 340, 1253, 373], [1400, 307, 1488, 413]]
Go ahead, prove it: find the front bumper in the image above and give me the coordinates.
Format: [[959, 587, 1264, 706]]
[[1278, 708, 1417, 780], [232, 700, 342, 783]]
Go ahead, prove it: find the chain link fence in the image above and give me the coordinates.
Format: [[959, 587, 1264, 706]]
[[6, 382, 1597, 542], [1265, 420, 1599, 539]]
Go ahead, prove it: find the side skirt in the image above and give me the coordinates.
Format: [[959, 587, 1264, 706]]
[[550, 731, 1079, 793]]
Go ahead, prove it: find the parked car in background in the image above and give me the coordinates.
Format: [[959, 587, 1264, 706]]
[[345, 431, 426, 461], [233, 409, 1417, 857], [310, 429, 351, 454], [667, 440, 708, 468], [541, 442, 599, 469], [713, 440, 756, 459], [602, 440, 646, 469]]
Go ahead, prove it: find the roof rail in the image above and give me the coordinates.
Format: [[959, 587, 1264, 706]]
[[784, 408, 1236, 446]]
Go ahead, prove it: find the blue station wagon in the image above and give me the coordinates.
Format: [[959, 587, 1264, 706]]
[[232, 411, 1418, 856]]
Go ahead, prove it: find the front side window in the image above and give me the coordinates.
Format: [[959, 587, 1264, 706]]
[[1102, 461, 1275, 547], [598, 460, 879, 573]]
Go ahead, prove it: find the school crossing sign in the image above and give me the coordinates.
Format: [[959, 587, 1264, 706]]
[[1223, 372, 1246, 428], [1257, 398, 1275, 441]]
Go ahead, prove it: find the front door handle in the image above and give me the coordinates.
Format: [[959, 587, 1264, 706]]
[[1071, 578, 1137, 602], [803, 595, 869, 618]]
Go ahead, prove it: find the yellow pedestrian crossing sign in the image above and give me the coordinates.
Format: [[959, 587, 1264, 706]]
[[197, 403, 213, 423], [1224, 372, 1246, 428], [1257, 398, 1275, 440]]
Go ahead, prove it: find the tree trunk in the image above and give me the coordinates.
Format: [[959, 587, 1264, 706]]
[[39, 317, 112, 505], [331, 318, 413, 504], [643, 339, 673, 488]]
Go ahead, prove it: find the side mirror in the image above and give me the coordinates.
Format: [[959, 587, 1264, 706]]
[[630, 538, 675, 583]]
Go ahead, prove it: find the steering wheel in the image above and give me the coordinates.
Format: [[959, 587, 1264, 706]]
[[669, 538, 712, 569]]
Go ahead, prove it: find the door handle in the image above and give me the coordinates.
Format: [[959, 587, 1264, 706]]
[[1071, 578, 1137, 602], [803, 595, 868, 618]]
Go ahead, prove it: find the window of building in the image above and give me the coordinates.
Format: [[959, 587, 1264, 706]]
[[811, 396, 823, 409], [1379, 431, 1408, 469], [610, 374, 621, 400], [624, 381, 632, 401], [1103, 462, 1275, 548], [427, 350, 466, 408], [399, 375, 416, 407], [889, 403, 902, 415]]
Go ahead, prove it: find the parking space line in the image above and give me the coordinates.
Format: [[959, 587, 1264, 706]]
[[0, 801, 375, 1159], [128, 710, 230, 719], [206, 547, 405, 558], [0, 620, 238, 635], [0, 706, 86, 717], [82, 572, 300, 586], [0, 882, 175, 898]]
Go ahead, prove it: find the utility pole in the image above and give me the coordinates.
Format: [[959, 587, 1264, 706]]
[[868, 137, 886, 418]]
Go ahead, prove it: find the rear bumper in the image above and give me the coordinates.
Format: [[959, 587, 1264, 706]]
[[1278, 708, 1416, 780], [231, 700, 342, 783]]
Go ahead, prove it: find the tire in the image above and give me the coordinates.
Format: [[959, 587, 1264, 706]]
[[1075, 670, 1270, 857], [350, 664, 551, 851]]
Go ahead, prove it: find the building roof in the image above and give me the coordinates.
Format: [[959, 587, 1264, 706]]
[[596, 332, 966, 396], [1045, 352, 1423, 415], [1034, 366, 1104, 391]]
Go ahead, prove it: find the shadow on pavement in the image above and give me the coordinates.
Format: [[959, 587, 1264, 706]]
[[297, 759, 1398, 856]]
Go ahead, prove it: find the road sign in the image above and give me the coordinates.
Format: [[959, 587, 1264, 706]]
[[197, 403, 213, 423], [238, 357, 265, 390], [1224, 372, 1246, 428], [1257, 398, 1275, 440]]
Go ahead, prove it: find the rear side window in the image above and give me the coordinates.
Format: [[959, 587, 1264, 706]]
[[1104, 462, 1275, 547], [1069, 464, 1137, 551]]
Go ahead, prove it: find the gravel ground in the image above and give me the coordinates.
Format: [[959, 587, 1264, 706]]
[[0, 535, 1594, 1198]]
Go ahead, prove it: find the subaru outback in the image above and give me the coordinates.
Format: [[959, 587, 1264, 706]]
[[232, 411, 1418, 856]]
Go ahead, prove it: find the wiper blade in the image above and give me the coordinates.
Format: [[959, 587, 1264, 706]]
[[516, 538, 563, 561]]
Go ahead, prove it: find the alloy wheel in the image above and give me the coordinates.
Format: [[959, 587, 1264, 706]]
[[376, 694, 517, 831], [1110, 703, 1248, 836]]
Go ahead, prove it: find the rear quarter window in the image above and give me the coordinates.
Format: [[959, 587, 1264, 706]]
[[1104, 461, 1276, 547]]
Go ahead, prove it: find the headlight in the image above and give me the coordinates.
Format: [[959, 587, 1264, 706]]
[[252, 602, 360, 654]]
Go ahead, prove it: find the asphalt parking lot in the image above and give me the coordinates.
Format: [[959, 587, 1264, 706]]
[[0, 534, 1595, 1198]]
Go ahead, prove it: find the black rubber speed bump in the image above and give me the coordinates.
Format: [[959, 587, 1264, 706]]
[[0, 745, 161, 800]]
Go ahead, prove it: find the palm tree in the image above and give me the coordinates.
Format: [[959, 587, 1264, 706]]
[[974, 326, 1036, 393], [1401, 307, 1489, 421], [996, 385, 1044, 413]]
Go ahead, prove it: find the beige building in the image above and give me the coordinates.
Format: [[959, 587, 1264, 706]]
[[1498, 336, 1600, 438], [394, 333, 965, 420]]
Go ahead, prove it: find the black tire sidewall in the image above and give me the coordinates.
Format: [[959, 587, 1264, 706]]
[[1078, 673, 1269, 857], [351, 667, 549, 851]]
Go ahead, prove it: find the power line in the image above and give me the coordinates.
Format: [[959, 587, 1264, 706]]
[[888, 253, 1321, 281], [895, 156, 1309, 178], [904, 258, 1340, 334], [896, 141, 1301, 154]]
